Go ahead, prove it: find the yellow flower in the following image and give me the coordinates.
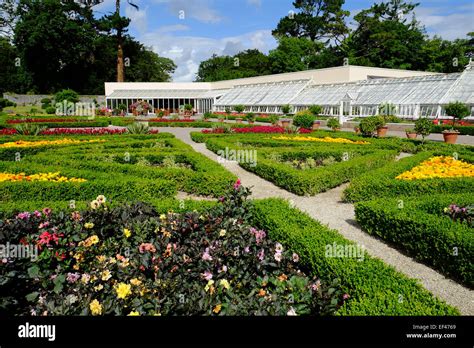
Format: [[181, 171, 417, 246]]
[[396, 156, 474, 181], [272, 136, 369, 145], [94, 284, 103, 292], [0, 172, 86, 183], [0, 138, 104, 149], [219, 279, 230, 290], [84, 222, 94, 229], [130, 278, 142, 286], [213, 304, 222, 314], [96, 255, 106, 263], [128, 311, 140, 316], [204, 280, 215, 292], [90, 200, 100, 209], [159, 214, 167, 220], [101, 270, 112, 281], [115, 283, 132, 299], [96, 195, 106, 204], [219, 229, 226, 237], [89, 299, 102, 316], [123, 228, 131, 238]]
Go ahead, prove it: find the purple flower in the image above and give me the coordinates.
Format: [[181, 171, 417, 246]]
[[244, 246, 250, 253], [219, 196, 225, 202], [292, 253, 300, 263], [42, 208, 52, 216], [201, 271, 213, 281], [67, 272, 80, 284], [343, 293, 350, 300], [39, 222, 50, 229], [219, 265, 228, 273], [202, 248, 213, 261], [33, 210, 42, 218], [234, 179, 241, 190], [257, 249, 265, 261], [311, 280, 321, 291]]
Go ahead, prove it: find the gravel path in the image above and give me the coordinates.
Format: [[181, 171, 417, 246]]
[[159, 127, 474, 315]]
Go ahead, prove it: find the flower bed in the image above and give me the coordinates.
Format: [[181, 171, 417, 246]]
[[396, 156, 474, 180], [0, 172, 86, 183], [355, 193, 473, 286], [344, 152, 474, 203], [0, 138, 105, 148], [202, 126, 311, 134], [0, 185, 347, 316], [7, 118, 88, 124], [40, 128, 128, 135], [272, 136, 369, 145], [148, 118, 195, 123]]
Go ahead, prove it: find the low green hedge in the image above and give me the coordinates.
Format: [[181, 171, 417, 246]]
[[252, 199, 458, 315], [343, 151, 474, 202], [432, 125, 474, 136], [355, 194, 473, 287]]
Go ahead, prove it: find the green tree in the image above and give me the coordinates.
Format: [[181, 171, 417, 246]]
[[272, 0, 349, 45], [269, 37, 323, 73], [346, 0, 426, 70]]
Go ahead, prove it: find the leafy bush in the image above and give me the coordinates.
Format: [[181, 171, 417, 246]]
[[326, 118, 340, 131], [0, 184, 345, 316], [45, 106, 56, 115], [245, 113, 256, 122], [184, 104, 193, 111], [414, 118, 432, 143], [281, 104, 292, 115], [55, 89, 79, 104], [14, 124, 47, 136], [359, 116, 385, 136], [293, 111, 315, 129], [234, 105, 245, 114], [444, 101, 471, 128], [308, 105, 322, 116], [253, 199, 458, 315], [355, 194, 473, 286]]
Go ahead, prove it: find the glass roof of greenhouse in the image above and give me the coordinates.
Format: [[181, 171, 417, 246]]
[[108, 89, 227, 99], [215, 67, 474, 107]]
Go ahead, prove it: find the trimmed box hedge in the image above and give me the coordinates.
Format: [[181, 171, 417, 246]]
[[355, 194, 473, 287], [343, 151, 474, 203], [252, 198, 459, 315]]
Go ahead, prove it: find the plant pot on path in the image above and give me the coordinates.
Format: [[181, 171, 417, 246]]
[[312, 121, 321, 130], [183, 115, 192, 120], [236, 118, 243, 124], [406, 131, 417, 139], [442, 130, 459, 144], [281, 119, 291, 128], [377, 126, 388, 137]]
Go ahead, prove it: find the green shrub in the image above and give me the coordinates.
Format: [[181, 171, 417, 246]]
[[326, 117, 340, 131], [444, 101, 471, 128], [45, 106, 56, 115], [14, 124, 47, 136], [281, 104, 292, 115], [253, 199, 458, 315], [414, 118, 432, 143], [269, 114, 280, 125], [308, 105, 322, 116], [355, 194, 473, 286], [245, 112, 256, 122], [293, 111, 315, 129], [234, 105, 245, 114], [359, 116, 385, 136], [54, 89, 79, 104], [126, 123, 151, 134]]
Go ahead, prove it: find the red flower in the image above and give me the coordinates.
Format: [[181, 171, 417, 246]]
[[234, 179, 242, 190]]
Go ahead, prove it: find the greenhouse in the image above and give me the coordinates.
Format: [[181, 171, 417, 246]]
[[214, 63, 474, 119]]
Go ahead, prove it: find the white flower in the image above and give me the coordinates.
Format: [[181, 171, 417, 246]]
[[275, 243, 283, 253], [219, 229, 226, 237], [274, 252, 282, 262], [96, 195, 106, 204], [287, 307, 297, 316], [90, 200, 100, 209]]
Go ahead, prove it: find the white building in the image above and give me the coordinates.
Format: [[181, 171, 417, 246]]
[[105, 64, 474, 119]]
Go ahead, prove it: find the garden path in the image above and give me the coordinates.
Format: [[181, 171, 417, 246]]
[[159, 127, 474, 315]]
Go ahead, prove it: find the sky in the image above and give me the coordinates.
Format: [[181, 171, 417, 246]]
[[90, 0, 474, 82]]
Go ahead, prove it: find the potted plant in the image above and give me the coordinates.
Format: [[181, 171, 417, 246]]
[[414, 118, 432, 144], [130, 100, 150, 116], [269, 114, 279, 126], [443, 102, 470, 144], [313, 121, 321, 130], [327, 117, 341, 131], [245, 112, 256, 124], [405, 128, 417, 139], [354, 126, 361, 134], [203, 112, 211, 122], [375, 116, 388, 137], [183, 104, 193, 119]]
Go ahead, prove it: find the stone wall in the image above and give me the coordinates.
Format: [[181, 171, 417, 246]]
[[2, 93, 106, 106]]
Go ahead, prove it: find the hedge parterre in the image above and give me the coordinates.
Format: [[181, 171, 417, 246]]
[[355, 193, 473, 287]]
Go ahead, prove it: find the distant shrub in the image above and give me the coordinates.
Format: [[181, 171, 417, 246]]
[[293, 111, 315, 129]]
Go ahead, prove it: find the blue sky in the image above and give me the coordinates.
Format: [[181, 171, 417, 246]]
[[91, 0, 474, 81]]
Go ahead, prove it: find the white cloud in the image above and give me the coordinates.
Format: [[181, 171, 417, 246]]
[[415, 6, 474, 40], [125, 4, 148, 34], [247, 0, 262, 7], [140, 29, 276, 81], [153, 0, 224, 23]]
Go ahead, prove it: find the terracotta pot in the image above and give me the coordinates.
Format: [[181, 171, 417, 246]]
[[354, 127, 361, 134], [183, 115, 191, 120], [312, 122, 321, 130], [219, 118, 225, 123], [377, 126, 388, 137], [248, 120, 255, 124], [236, 118, 243, 124], [406, 132, 417, 139], [281, 120, 291, 128], [333, 127, 341, 132], [443, 131, 459, 144]]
